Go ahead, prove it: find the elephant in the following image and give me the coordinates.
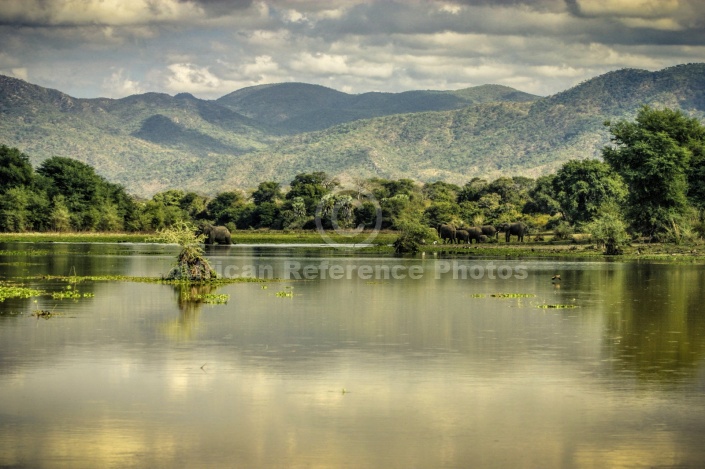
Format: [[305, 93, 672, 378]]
[[201, 224, 232, 245], [498, 222, 529, 242], [481, 225, 497, 240], [436, 224, 456, 244], [464, 226, 484, 244], [455, 229, 470, 244], [478, 234, 489, 243]]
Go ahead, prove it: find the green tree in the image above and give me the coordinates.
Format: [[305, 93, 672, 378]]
[[252, 181, 283, 205], [0, 146, 33, 194], [423, 201, 460, 228], [353, 201, 379, 229], [0, 187, 30, 232], [484, 177, 532, 207], [317, 193, 355, 229], [281, 197, 308, 229], [523, 175, 560, 215], [394, 219, 435, 254], [422, 181, 460, 203], [206, 191, 246, 226], [251, 202, 280, 228], [552, 159, 626, 225], [50, 195, 71, 232], [585, 204, 630, 255], [286, 172, 334, 215], [371, 178, 417, 200], [457, 178, 487, 203], [37, 156, 134, 231], [603, 106, 705, 236], [180, 192, 208, 220]]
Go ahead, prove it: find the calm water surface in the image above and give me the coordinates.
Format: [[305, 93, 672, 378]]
[[1, 243, 704, 468]]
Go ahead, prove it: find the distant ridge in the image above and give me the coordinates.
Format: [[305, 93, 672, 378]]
[[216, 82, 537, 133], [1, 64, 704, 197]]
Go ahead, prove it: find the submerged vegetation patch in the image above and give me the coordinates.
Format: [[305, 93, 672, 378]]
[[490, 293, 536, 298], [537, 304, 579, 309], [23, 274, 269, 285], [180, 292, 230, 304], [0, 249, 50, 257], [32, 309, 63, 319]]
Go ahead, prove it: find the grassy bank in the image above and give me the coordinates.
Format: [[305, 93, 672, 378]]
[[1, 230, 703, 262], [0, 230, 398, 245], [0, 232, 155, 243]]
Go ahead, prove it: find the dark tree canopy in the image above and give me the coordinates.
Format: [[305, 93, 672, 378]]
[[0, 145, 33, 193], [603, 106, 705, 235], [252, 181, 282, 205], [552, 159, 626, 224]]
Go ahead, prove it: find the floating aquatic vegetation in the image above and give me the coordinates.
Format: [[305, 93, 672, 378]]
[[490, 293, 536, 298], [51, 285, 94, 300], [468, 293, 486, 298], [537, 304, 579, 309], [0, 249, 49, 257], [0, 285, 45, 302], [23, 274, 270, 285], [275, 290, 294, 298], [181, 292, 229, 304]]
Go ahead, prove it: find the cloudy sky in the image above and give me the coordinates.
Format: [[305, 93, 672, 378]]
[[1, 0, 704, 99]]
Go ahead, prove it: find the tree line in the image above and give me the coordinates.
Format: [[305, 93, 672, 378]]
[[1, 106, 704, 248]]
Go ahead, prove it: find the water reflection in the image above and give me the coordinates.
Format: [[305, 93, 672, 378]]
[[1, 244, 705, 468], [160, 284, 220, 341]]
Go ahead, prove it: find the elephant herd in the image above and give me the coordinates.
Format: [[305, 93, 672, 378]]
[[436, 222, 529, 244]]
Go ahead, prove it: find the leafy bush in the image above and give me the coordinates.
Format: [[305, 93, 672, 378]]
[[585, 211, 629, 255], [553, 221, 574, 240], [393, 220, 435, 254], [153, 221, 216, 280]]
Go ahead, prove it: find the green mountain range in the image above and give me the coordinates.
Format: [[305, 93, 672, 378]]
[[1, 63, 704, 197]]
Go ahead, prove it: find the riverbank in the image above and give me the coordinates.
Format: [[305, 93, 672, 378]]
[[0, 230, 399, 245], [1, 231, 703, 262]]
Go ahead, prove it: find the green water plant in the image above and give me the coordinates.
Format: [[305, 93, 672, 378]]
[[51, 284, 94, 300], [152, 221, 217, 281], [490, 293, 536, 298], [180, 291, 230, 304], [0, 284, 45, 302]]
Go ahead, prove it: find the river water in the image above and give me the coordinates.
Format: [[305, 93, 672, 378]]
[[1, 243, 704, 468]]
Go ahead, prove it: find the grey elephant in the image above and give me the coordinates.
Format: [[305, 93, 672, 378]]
[[201, 224, 232, 245], [436, 224, 456, 244], [464, 226, 484, 244], [481, 225, 497, 240], [478, 234, 489, 243], [498, 222, 529, 242], [455, 229, 470, 244]]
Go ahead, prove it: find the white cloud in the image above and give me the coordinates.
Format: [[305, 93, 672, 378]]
[[290, 52, 350, 75], [102, 69, 144, 97], [243, 55, 280, 76], [2, 0, 704, 99], [0, 67, 29, 81]]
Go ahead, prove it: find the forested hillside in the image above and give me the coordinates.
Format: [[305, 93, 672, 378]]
[[1, 64, 704, 197]]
